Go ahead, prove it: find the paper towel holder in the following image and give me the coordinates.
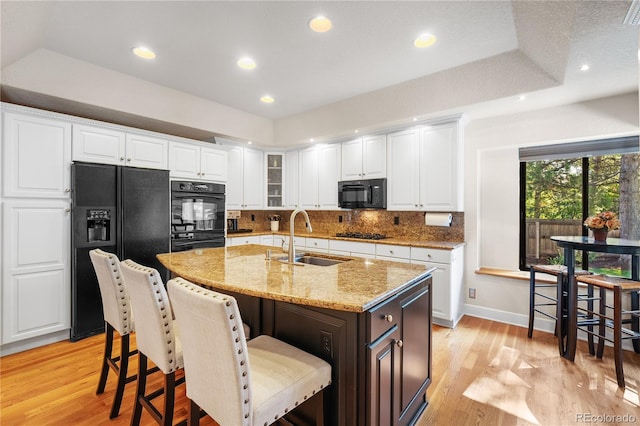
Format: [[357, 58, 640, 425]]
[[424, 212, 452, 227]]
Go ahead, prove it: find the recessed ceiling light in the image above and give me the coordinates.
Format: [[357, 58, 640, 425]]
[[413, 33, 437, 48], [247, 141, 253, 145], [237, 57, 256, 70], [580, 64, 590, 72], [354, 129, 359, 134], [309, 16, 332, 33], [260, 95, 274, 104], [413, 117, 418, 122], [132, 46, 156, 60], [310, 138, 315, 143], [518, 95, 526, 101]]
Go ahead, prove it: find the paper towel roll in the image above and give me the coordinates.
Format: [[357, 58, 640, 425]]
[[425, 212, 452, 227]]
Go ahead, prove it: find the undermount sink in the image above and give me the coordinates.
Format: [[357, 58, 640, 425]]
[[277, 253, 350, 267]]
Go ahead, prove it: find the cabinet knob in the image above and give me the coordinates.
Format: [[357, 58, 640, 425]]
[[120, 157, 125, 161], [383, 314, 393, 323], [389, 250, 394, 254], [65, 208, 71, 213], [396, 339, 403, 348], [65, 188, 71, 192], [414, 204, 418, 207], [127, 158, 132, 162]]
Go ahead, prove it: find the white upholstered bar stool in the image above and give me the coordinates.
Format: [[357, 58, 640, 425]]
[[167, 277, 332, 426], [121, 259, 184, 426], [89, 249, 137, 419]]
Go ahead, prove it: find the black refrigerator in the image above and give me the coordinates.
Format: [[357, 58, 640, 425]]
[[71, 162, 170, 341]]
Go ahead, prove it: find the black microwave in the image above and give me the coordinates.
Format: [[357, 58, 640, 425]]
[[338, 178, 387, 209]]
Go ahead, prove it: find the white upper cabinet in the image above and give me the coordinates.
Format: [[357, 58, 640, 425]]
[[3, 112, 72, 199], [265, 153, 284, 208], [227, 146, 263, 210], [387, 119, 464, 211], [169, 140, 227, 182], [341, 134, 386, 180], [419, 123, 463, 211], [387, 128, 421, 210], [73, 124, 168, 170], [284, 150, 299, 209], [300, 144, 341, 210]]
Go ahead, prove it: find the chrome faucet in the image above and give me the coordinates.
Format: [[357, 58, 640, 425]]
[[288, 208, 313, 263]]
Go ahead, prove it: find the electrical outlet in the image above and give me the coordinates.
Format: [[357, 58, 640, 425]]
[[394, 216, 400, 225], [321, 331, 333, 357], [469, 288, 476, 299], [251, 214, 255, 221], [338, 215, 343, 223]]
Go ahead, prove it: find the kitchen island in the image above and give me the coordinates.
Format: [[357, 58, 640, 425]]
[[158, 244, 434, 426]]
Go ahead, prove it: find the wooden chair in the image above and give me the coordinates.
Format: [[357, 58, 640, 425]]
[[89, 249, 137, 419], [575, 274, 640, 387], [528, 264, 595, 356], [167, 277, 332, 426], [121, 259, 184, 426]]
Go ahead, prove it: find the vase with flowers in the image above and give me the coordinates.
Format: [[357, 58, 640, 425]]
[[583, 211, 620, 242], [268, 214, 281, 232]]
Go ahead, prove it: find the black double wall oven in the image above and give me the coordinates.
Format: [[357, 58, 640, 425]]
[[171, 180, 226, 251]]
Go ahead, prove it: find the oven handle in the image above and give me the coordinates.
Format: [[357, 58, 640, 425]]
[[172, 193, 224, 200]]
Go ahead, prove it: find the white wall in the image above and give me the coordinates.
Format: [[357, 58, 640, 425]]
[[463, 92, 639, 327]]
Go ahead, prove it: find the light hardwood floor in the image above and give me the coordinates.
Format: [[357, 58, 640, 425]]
[[1, 316, 639, 425]]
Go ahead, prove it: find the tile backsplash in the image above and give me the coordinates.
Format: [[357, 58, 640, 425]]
[[232, 209, 464, 242]]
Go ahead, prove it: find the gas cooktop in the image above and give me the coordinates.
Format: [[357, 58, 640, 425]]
[[335, 232, 388, 240]]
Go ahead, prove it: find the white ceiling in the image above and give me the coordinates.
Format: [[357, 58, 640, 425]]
[[1, 0, 637, 126]]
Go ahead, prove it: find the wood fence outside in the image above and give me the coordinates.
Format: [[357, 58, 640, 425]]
[[525, 219, 582, 261]]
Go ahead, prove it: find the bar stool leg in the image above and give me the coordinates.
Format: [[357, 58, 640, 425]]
[[131, 353, 148, 426], [596, 287, 606, 359], [613, 286, 625, 388], [109, 333, 131, 419], [96, 323, 114, 395], [528, 268, 536, 338], [556, 272, 565, 356]]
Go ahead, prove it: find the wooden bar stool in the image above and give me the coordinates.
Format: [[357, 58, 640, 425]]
[[575, 274, 640, 388], [528, 264, 595, 356], [89, 249, 137, 419]]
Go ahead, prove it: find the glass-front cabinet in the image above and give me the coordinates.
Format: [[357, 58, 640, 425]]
[[265, 153, 284, 208]]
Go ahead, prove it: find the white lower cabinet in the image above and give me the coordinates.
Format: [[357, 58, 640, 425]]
[[2, 200, 71, 345], [411, 246, 464, 328]]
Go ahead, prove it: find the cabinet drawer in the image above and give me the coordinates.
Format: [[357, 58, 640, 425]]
[[367, 297, 401, 342], [329, 240, 376, 256], [411, 247, 451, 264], [375, 244, 410, 260], [306, 237, 329, 251]]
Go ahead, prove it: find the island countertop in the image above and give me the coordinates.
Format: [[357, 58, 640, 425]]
[[157, 244, 433, 313]]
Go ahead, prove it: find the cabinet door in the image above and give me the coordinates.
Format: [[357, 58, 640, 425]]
[[169, 141, 200, 179], [299, 147, 319, 209], [419, 123, 460, 211], [2, 200, 71, 343], [265, 153, 284, 208], [413, 260, 450, 325], [201, 147, 228, 182], [72, 124, 124, 166], [4, 113, 72, 198], [362, 134, 386, 179], [387, 129, 419, 210], [318, 144, 341, 209], [341, 138, 363, 180], [397, 283, 431, 421], [242, 148, 264, 210], [367, 327, 401, 426], [284, 151, 300, 209], [226, 146, 244, 210], [125, 134, 168, 169]]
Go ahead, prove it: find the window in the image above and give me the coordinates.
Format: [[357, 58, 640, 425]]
[[519, 136, 639, 277]]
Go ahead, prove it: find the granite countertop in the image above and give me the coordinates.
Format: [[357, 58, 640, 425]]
[[228, 230, 465, 250], [157, 244, 434, 313]]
